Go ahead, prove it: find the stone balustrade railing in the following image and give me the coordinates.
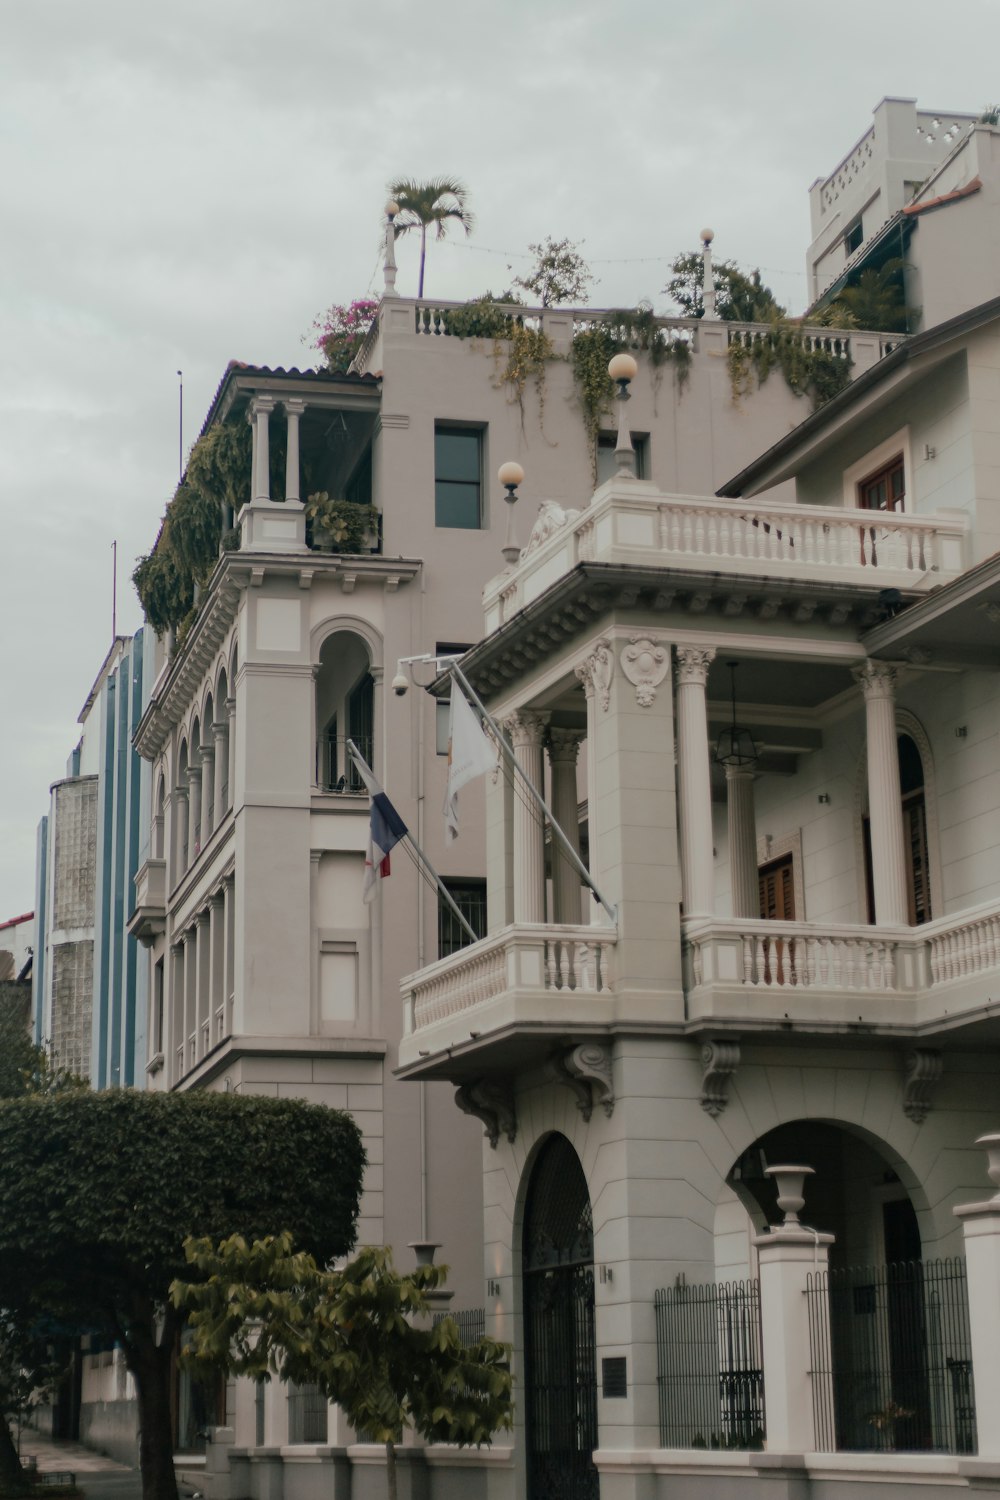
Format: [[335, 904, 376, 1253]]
[[685, 899, 1000, 1005], [402, 922, 617, 1035], [350, 296, 903, 376], [484, 485, 967, 632]]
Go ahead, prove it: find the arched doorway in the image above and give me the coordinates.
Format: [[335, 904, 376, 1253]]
[[522, 1134, 598, 1500]]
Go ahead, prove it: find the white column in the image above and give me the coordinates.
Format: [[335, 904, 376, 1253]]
[[727, 766, 759, 920], [954, 1134, 1000, 1458], [227, 697, 237, 807], [223, 878, 235, 1037], [187, 765, 202, 862], [283, 397, 305, 503], [199, 744, 215, 842], [172, 786, 189, 881], [675, 647, 716, 918], [251, 395, 275, 502], [170, 943, 185, 1084], [184, 932, 197, 1073], [548, 728, 584, 926], [506, 711, 549, 924], [196, 910, 211, 1058], [210, 892, 225, 1045], [856, 662, 908, 925], [212, 721, 228, 818]]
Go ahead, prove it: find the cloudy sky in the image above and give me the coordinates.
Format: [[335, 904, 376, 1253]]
[[2, 0, 997, 921]]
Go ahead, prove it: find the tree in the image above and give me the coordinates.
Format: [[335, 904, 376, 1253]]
[[664, 252, 785, 322], [387, 178, 474, 298], [0, 1092, 365, 1500], [514, 236, 593, 306], [0, 985, 41, 1100], [826, 258, 911, 334], [310, 299, 379, 374], [174, 1234, 513, 1500]]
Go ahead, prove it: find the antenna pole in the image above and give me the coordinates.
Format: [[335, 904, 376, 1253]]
[[111, 539, 117, 641]]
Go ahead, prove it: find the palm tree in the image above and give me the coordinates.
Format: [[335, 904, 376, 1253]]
[[387, 177, 474, 298]]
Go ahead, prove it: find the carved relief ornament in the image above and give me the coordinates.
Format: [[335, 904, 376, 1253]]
[[675, 645, 716, 687], [621, 636, 670, 707]]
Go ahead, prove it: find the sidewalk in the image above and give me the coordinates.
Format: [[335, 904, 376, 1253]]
[[18, 1432, 138, 1500]]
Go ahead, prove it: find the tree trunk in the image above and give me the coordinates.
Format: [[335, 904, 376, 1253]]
[[385, 1439, 397, 1500], [418, 227, 427, 299], [0, 1416, 27, 1494], [127, 1335, 178, 1500]]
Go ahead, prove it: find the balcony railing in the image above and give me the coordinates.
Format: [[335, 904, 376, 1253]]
[[484, 485, 967, 632], [684, 899, 1000, 1029], [402, 922, 616, 1038], [352, 295, 903, 378]]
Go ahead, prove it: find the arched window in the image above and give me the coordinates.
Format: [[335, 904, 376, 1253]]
[[177, 741, 190, 875], [153, 775, 166, 861], [315, 631, 375, 792], [216, 667, 230, 814]]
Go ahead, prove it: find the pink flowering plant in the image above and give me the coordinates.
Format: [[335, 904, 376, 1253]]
[[311, 299, 379, 373]]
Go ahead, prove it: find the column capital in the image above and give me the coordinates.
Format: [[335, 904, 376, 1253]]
[[198, 744, 215, 768], [725, 763, 755, 786], [675, 645, 715, 687], [212, 721, 228, 745], [283, 396, 307, 417], [174, 784, 189, 804], [547, 726, 584, 764], [505, 709, 550, 749], [250, 393, 276, 417], [196, 909, 211, 929], [226, 696, 237, 717], [854, 660, 897, 700], [186, 764, 202, 786]]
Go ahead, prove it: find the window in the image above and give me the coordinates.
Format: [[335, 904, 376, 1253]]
[[438, 879, 487, 958], [152, 959, 164, 1057], [347, 674, 374, 792], [346, 446, 373, 506], [759, 855, 795, 922], [435, 426, 483, 529], [844, 218, 864, 256], [858, 455, 905, 513], [596, 432, 648, 487]]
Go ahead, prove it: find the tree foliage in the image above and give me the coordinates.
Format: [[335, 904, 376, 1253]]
[[0, 987, 43, 1101], [174, 1235, 513, 1500], [825, 258, 911, 334], [0, 1092, 365, 1500], [388, 177, 474, 298], [665, 252, 785, 323], [310, 299, 379, 374], [514, 237, 593, 307]]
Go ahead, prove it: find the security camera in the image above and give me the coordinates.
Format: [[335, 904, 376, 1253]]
[[392, 672, 410, 697]]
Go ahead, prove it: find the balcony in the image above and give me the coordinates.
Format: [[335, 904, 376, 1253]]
[[683, 898, 1000, 1035], [484, 483, 968, 634], [397, 923, 617, 1079], [129, 857, 166, 946]]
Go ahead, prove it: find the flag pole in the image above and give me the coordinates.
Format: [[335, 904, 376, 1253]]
[[346, 739, 479, 946], [447, 661, 618, 925]]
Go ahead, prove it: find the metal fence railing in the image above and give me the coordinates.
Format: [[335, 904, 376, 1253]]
[[807, 1257, 976, 1454], [433, 1307, 487, 1343], [654, 1279, 765, 1449]]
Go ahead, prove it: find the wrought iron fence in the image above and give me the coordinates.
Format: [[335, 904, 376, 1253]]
[[287, 1381, 328, 1444], [433, 1306, 487, 1342], [807, 1257, 976, 1454], [654, 1279, 765, 1449]]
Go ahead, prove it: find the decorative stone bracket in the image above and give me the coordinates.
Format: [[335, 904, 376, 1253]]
[[700, 1038, 741, 1117], [455, 1079, 517, 1149], [548, 1043, 615, 1121], [575, 638, 614, 711], [902, 1049, 943, 1123]]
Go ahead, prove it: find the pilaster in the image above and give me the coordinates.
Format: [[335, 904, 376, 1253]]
[[548, 728, 585, 925], [726, 765, 758, 920]]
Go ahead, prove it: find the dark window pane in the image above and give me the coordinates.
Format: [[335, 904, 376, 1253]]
[[435, 429, 481, 482], [435, 480, 481, 529], [438, 880, 487, 958]]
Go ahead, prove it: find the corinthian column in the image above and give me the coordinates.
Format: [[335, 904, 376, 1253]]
[[675, 646, 716, 918], [548, 728, 585, 925], [856, 662, 908, 926], [251, 394, 275, 502], [505, 711, 549, 924], [283, 398, 305, 503]]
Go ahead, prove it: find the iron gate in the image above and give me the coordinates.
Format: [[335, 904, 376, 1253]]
[[523, 1135, 599, 1500]]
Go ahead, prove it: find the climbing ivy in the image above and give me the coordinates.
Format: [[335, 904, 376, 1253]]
[[570, 307, 692, 482], [304, 492, 378, 552], [725, 325, 853, 411]]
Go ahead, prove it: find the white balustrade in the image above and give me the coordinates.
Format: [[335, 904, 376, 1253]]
[[404, 924, 616, 1034], [685, 900, 1000, 1004]]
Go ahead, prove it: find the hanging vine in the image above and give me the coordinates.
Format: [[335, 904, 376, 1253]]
[[726, 325, 853, 411]]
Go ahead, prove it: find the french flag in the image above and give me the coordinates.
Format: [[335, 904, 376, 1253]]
[[363, 790, 408, 903]]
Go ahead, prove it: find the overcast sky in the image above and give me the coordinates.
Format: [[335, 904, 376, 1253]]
[[2, 0, 997, 922]]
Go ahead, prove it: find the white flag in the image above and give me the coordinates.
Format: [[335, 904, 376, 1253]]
[[444, 687, 496, 842]]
